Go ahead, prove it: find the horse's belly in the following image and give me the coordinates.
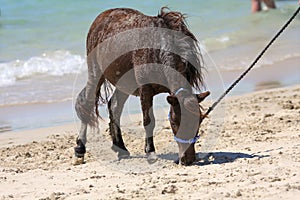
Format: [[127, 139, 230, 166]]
[[103, 54, 139, 96], [106, 70, 139, 96]]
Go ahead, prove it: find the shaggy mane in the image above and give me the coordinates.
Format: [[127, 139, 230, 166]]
[[158, 7, 204, 90]]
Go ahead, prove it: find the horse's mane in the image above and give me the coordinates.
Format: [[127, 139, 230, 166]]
[[158, 7, 204, 90], [158, 7, 197, 40]]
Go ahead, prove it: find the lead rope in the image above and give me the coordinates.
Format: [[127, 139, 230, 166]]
[[203, 6, 300, 118]]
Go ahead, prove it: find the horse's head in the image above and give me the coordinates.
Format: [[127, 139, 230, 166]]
[[167, 89, 210, 165]]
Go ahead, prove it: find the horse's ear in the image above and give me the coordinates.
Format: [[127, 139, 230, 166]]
[[167, 95, 179, 106], [196, 91, 210, 103]]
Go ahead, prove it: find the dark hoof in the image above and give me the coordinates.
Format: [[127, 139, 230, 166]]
[[147, 152, 158, 164], [74, 138, 86, 158], [73, 156, 85, 165], [176, 158, 195, 166], [74, 151, 85, 158], [111, 145, 130, 159]]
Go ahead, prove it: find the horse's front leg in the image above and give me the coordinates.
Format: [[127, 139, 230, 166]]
[[140, 88, 157, 162]]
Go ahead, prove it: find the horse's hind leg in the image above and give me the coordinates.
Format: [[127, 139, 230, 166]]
[[74, 87, 90, 164], [108, 89, 130, 158], [74, 121, 87, 162], [74, 86, 99, 164], [74, 61, 104, 163]]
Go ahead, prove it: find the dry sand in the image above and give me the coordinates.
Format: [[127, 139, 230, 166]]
[[0, 85, 300, 200]]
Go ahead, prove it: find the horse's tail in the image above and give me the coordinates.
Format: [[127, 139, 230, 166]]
[[95, 75, 113, 118], [75, 86, 98, 127], [75, 75, 111, 127]]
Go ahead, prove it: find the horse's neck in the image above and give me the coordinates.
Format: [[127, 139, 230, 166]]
[[164, 70, 191, 94]]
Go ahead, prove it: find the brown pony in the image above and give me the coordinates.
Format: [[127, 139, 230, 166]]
[[74, 7, 210, 165]]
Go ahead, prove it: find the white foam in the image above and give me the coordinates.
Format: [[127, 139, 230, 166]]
[[0, 50, 86, 87], [217, 36, 230, 43]]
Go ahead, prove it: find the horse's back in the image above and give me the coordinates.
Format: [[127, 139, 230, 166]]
[[86, 8, 156, 55]]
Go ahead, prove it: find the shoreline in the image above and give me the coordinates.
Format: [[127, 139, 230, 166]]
[[1, 83, 300, 150], [0, 84, 299, 199], [1, 83, 298, 150]]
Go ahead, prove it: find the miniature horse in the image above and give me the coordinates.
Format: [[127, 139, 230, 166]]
[[74, 7, 210, 165]]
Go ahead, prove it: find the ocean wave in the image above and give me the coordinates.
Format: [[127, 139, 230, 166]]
[[0, 50, 86, 87], [206, 53, 300, 72]]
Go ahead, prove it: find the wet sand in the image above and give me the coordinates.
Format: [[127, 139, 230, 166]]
[[0, 84, 299, 199]]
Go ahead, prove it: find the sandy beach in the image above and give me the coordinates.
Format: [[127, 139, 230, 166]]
[[1, 1, 300, 199], [0, 84, 299, 200]]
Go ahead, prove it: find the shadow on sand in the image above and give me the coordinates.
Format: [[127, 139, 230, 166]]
[[195, 152, 269, 166], [157, 151, 269, 166]]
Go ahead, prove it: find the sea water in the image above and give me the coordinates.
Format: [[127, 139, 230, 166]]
[[0, 0, 299, 131]]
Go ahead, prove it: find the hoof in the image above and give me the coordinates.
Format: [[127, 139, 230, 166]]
[[74, 151, 85, 158], [111, 145, 130, 159], [147, 152, 158, 164], [174, 158, 180, 165], [74, 138, 86, 155], [72, 156, 84, 165], [118, 153, 130, 160], [73, 138, 86, 165]]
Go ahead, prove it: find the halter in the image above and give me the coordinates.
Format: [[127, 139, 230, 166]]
[[174, 135, 200, 144], [169, 87, 201, 144], [169, 8, 300, 144], [173, 87, 189, 96]]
